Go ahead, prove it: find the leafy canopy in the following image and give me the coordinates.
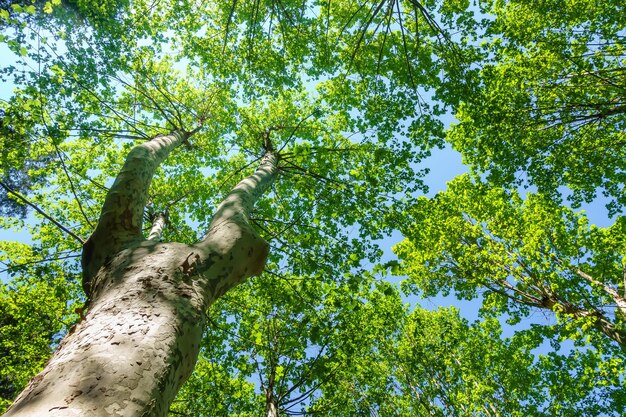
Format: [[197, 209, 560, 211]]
[[1, 0, 626, 415]]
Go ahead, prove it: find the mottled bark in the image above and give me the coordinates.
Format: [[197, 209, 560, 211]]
[[266, 389, 280, 417], [195, 150, 277, 297], [3, 132, 278, 417], [82, 131, 189, 292], [147, 212, 168, 241], [3, 242, 206, 417]]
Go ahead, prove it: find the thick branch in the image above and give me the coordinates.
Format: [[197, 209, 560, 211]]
[[194, 150, 279, 298], [82, 130, 190, 292], [205, 150, 278, 243], [147, 212, 168, 241]]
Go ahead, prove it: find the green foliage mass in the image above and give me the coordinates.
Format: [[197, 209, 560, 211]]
[[0, 274, 80, 410], [393, 0, 626, 414], [448, 0, 626, 213]]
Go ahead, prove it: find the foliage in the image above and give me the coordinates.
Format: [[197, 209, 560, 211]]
[[391, 1, 626, 414], [310, 305, 544, 416], [396, 174, 626, 352], [171, 272, 406, 415], [173, 275, 621, 416], [0, 273, 80, 412], [1, 0, 625, 415], [447, 0, 626, 213]]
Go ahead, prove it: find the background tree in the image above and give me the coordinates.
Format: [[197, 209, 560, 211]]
[[396, 175, 626, 347], [170, 273, 406, 416], [446, 0, 626, 213], [394, 0, 626, 413]]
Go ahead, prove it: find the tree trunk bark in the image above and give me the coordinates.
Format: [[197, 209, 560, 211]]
[[3, 132, 278, 416], [266, 389, 279, 417], [147, 212, 167, 241]]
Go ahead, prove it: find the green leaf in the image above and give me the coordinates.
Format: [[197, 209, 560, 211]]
[[50, 64, 65, 78]]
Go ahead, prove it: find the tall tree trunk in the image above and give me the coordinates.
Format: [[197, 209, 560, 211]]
[[265, 363, 279, 417], [266, 389, 280, 417], [3, 131, 278, 417]]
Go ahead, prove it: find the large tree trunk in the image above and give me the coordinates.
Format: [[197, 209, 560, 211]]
[[3, 131, 278, 416]]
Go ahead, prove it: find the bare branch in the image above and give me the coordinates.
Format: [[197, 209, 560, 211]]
[[0, 181, 85, 245]]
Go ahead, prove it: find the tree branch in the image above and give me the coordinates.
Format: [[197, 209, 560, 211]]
[[573, 267, 626, 315], [82, 130, 193, 290], [0, 181, 85, 244], [147, 211, 168, 241]]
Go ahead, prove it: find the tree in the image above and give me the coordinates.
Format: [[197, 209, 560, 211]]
[[169, 274, 408, 416], [394, 0, 626, 341], [3, 126, 278, 415], [172, 277, 621, 417], [1, 0, 432, 414], [393, 0, 626, 413], [396, 175, 626, 348], [308, 305, 545, 417]]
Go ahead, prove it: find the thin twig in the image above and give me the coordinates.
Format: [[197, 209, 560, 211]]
[[0, 181, 85, 244]]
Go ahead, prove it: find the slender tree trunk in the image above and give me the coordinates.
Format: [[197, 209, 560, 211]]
[[3, 131, 278, 417], [266, 389, 279, 417], [267, 398, 279, 417], [147, 212, 168, 241], [265, 361, 280, 417]]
